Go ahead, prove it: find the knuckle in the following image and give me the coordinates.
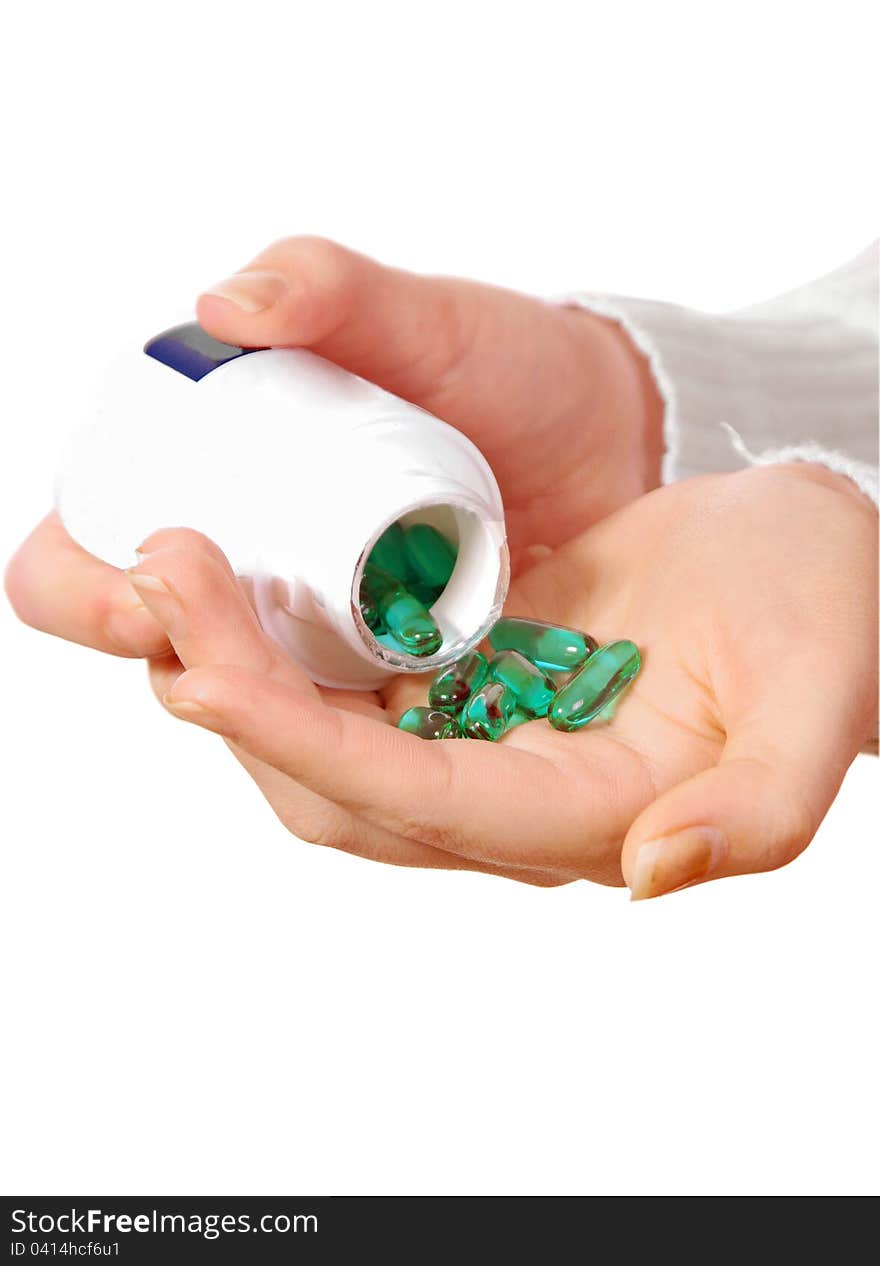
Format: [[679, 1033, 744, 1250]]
[[3, 549, 37, 625], [252, 235, 377, 344], [270, 235, 359, 321], [269, 234, 356, 288], [515, 871, 577, 889], [275, 233, 350, 268], [394, 814, 470, 859], [4, 542, 77, 635], [140, 527, 227, 564], [286, 805, 355, 853], [147, 547, 230, 604], [749, 759, 818, 871], [775, 793, 816, 868]]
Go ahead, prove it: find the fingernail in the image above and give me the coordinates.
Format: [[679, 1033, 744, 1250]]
[[629, 827, 727, 901], [164, 695, 207, 720], [200, 269, 287, 314], [126, 570, 184, 640], [163, 692, 225, 733]]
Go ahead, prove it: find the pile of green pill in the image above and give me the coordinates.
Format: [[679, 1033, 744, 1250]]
[[398, 617, 641, 741], [359, 521, 458, 657]]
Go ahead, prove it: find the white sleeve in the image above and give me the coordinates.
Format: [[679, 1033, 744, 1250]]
[[567, 242, 879, 504]]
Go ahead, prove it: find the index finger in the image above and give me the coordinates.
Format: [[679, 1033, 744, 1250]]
[[164, 663, 648, 877]]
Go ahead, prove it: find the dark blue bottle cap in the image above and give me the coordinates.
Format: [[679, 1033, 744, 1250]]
[[144, 321, 264, 382]]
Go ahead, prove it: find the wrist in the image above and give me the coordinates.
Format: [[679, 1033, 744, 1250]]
[[564, 307, 666, 499], [598, 315, 666, 491], [582, 311, 665, 493]]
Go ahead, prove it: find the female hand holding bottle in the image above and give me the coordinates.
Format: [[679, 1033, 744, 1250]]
[[6, 237, 877, 897]]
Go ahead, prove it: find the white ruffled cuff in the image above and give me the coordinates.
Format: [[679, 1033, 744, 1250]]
[[564, 244, 879, 506]]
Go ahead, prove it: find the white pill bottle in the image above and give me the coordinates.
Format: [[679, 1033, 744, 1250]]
[[56, 323, 509, 688]]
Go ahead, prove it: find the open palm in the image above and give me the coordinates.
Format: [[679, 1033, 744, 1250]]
[[137, 461, 876, 896]]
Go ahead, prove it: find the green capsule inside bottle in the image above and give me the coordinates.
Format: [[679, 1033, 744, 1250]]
[[403, 523, 458, 591], [462, 681, 516, 741], [428, 650, 489, 714], [383, 595, 442, 656], [488, 650, 556, 718], [364, 563, 442, 657], [367, 521, 411, 580], [489, 617, 598, 673], [398, 706, 460, 739], [358, 575, 385, 633], [548, 640, 641, 732]]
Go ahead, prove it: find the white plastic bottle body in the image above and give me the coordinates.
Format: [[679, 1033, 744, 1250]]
[[56, 341, 509, 688]]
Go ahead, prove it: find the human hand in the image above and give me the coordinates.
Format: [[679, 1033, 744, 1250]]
[[130, 462, 877, 897], [5, 236, 662, 657]]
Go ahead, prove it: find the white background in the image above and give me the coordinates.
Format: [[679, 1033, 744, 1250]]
[[1, 0, 877, 1196]]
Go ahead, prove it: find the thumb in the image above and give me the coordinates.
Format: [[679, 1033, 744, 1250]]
[[196, 236, 483, 408], [621, 697, 870, 902], [194, 235, 601, 469]]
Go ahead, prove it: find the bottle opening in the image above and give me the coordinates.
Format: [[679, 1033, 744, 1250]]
[[352, 503, 509, 672]]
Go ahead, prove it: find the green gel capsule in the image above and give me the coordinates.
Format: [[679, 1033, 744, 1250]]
[[548, 640, 641, 732], [384, 594, 442, 656], [367, 521, 410, 580], [358, 580, 384, 633], [428, 650, 489, 713], [488, 650, 556, 718], [376, 625, 441, 656], [489, 617, 598, 673], [403, 523, 458, 591], [462, 681, 516, 741], [398, 707, 459, 739], [364, 564, 442, 657]]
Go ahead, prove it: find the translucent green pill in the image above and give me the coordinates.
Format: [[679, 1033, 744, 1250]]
[[375, 632, 405, 653], [367, 521, 411, 580], [398, 706, 460, 739], [364, 563, 442, 657], [383, 594, 442, 656], [428, 650, 489, 714], [489, 617, 599, 673], [358, 581, 384, 633], [488, 650, 556, 718], [462, 681, 516, 741], [403, 524, 458, 591], [548, 640, 641, 732]]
